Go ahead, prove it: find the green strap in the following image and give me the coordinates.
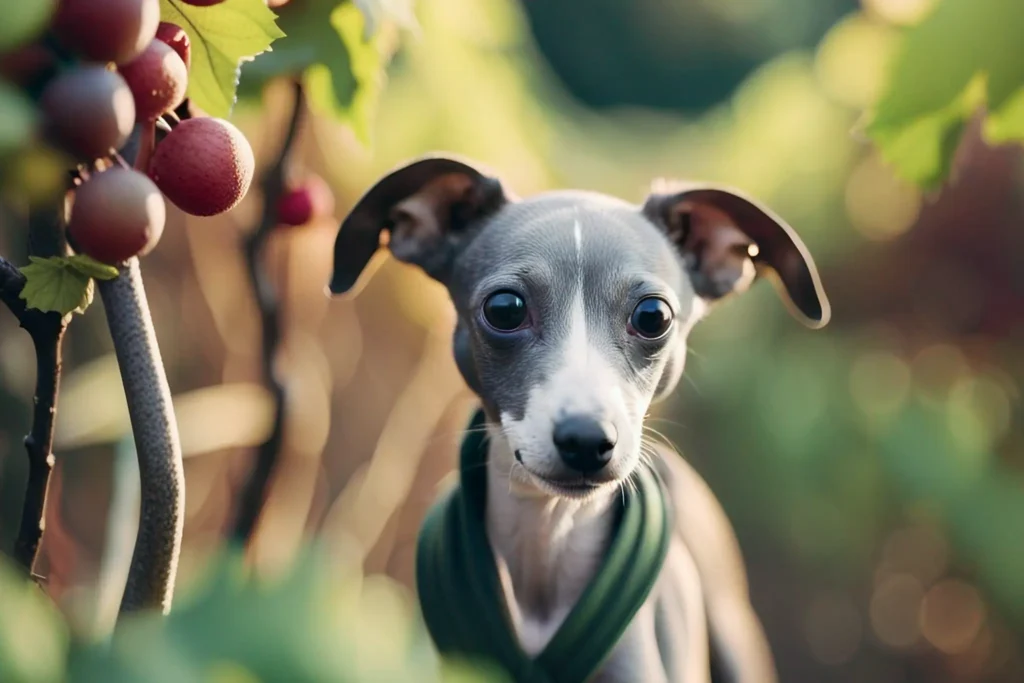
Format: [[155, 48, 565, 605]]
[[416, 409, 671, 683]]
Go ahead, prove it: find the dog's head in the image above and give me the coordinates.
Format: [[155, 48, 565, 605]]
[[329, 155, 829, 499]]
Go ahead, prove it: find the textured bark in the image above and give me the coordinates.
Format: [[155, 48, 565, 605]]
[[98, 258, 184, 614]]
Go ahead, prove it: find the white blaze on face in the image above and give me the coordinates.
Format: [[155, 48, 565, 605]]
[[500, 214, 637, 477]]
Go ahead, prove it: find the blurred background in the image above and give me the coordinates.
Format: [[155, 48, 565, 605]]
[[3, 0, 1024, 681]]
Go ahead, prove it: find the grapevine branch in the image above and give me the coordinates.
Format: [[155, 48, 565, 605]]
[[99, 121, 185, 615], [230, 79, 304, 546], [99, 258, 184, 614], [0, 204, 69, 577]]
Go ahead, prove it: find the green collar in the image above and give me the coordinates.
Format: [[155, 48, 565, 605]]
[[416, 409, 671, 683]]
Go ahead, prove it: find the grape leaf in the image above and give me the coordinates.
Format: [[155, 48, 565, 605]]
[[18, 256, 95, 315], [240, 0, 384, 144], [159, 0, 284, 118], [866, 0, 1024, 189], [66, 254, 120, 281]]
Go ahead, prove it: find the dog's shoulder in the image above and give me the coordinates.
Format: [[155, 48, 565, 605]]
[[651, 449, 751, 600], [651, 448, 779, 683]]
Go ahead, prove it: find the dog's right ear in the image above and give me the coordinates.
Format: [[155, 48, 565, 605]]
[[328, 156, 510, 296]]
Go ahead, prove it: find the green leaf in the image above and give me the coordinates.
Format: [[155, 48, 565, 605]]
[[159, 0, 284, 118], [0, 556, 69, 683], [866, 0, 1024, 189], [19, 256, 96, 316], [241, 1, 384, 144], [0, 0, 56, 51], [66, 548, 506, 682], [67, 254, 120, 281]]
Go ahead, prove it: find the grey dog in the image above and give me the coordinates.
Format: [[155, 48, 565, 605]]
[[329, 154, 830, 682]]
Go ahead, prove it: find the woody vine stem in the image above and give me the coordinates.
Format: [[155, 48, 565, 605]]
[[0, 204, 68, 578], [230, 79, 305, 547]]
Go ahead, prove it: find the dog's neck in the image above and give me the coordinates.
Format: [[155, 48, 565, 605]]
[[484, 422, 618, 653]]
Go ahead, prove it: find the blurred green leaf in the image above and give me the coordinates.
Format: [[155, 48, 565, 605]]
[[67, 548, 504, 683], [66, 255, 119, 281], [867, 0, 1024, 189], [18, 256, 94, 316], [159, 0, 285, 118], [0, 557, 68, 683], [242, 1, 383, 143], [0, 80, 38, 155], [0, 0, 56, 52]]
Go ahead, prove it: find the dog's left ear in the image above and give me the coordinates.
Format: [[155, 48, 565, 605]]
[[643, 185, 830, 328], [328, 155, 510, 296]]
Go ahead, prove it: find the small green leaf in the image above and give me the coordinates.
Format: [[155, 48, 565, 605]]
[[866, 0, 1024, 189], [19, 256, 96, 315], [159, 0, 284, 118], [241, 0, 384, 144], [67, 254, 120, 281], [0, 0, 56, 51]]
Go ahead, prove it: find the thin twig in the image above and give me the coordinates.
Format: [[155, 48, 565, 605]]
[[229, 79, 305, 546], [0, 203, 69, 576]]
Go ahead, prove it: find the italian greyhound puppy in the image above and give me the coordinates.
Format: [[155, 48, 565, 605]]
[[329, 155, 830, 683]]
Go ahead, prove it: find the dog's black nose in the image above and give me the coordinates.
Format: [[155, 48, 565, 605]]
[[553, 416, 617, 474]]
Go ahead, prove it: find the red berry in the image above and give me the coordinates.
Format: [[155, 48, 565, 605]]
[[52, 0, 160, 65], [68, 167, 166, 264], [180, 0, 226, 5], [40, 66, 136, 161], [118, 40, 188, 122], [276, 174, 335, 227], [154, 22, 191, 71], [149, 117, 255, 217]]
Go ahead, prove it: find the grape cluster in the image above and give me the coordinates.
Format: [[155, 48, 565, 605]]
[[2, 0, 255, 265]]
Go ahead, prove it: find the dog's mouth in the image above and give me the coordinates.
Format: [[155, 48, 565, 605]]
[[534, 475, 603, 497], [513, 453, 611, 499]]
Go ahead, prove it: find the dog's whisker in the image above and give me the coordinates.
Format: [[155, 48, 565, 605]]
[[681, 371, 703, 396], [643, 416, 688, 431]]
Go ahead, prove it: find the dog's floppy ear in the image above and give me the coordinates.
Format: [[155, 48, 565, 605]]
[[643, 183, 830, 328], [328, 155, 510, 295]]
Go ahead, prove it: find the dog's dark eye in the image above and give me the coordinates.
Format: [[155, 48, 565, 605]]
[[483, 291, 528, 331], [629, 297, 673, 339]]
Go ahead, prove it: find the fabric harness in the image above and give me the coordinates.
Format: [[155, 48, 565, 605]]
[[416, 409, 671, 683]]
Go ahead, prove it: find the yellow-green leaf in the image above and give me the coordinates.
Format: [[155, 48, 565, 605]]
[[18, 256, 95, 316], [67, 254, 120, 281], [866, 0, 1024, 189], [241, 0, 384, 144], [159, 0, 284, 118], [0, 556, 69, 683]]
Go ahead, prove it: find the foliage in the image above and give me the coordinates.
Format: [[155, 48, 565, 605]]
[[158, 0, 284, 118], [0, 550, 503, 683], [0, 556, 69, 683], [18, 255, 119, 316], [867, 0, 1024, 188], [240, 0, 395, 144]]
